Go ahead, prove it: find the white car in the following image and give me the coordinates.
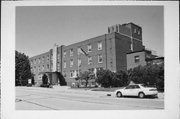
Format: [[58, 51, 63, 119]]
[[115, 84, 158, 98]]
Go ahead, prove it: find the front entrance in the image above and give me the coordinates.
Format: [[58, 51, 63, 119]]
[[42, 74, 48, 85]]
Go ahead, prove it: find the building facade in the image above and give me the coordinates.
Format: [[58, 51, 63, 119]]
[[30, 22, 146, 86], [127, 50, 164, 70]]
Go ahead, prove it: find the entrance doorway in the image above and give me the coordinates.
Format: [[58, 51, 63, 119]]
[[42, 74, 48, 85]]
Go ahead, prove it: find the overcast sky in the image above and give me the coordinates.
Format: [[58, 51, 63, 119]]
[[16, 6, 164, 57]]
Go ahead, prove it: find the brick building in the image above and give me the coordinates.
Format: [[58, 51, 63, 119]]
[[126, 49, 163, 70], [29, 22, 149, 86]]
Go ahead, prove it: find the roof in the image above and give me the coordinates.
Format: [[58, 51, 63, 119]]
[[146, 57, 164, 61], [126, 49, 151, 54]]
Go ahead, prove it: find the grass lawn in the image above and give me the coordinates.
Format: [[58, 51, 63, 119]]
[[70, 87, 123, 92], [90, 87, 124, 92]]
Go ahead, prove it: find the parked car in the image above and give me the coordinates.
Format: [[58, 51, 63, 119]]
[[115, 84, 158, 98]]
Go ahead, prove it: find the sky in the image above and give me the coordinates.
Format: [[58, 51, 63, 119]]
[[16, 6, 164, 57]]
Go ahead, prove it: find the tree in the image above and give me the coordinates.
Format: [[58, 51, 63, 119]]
[[128, 63, 164, 91], [15, 51, 33, 86], [156, 63, 164, 91], [115, 70, 128, 87], [79, 71, 93, 87], [96, 69, 128, 88], [96, 69, 113, 88]]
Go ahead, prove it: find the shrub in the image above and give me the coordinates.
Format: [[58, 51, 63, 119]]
[[128, 63, 164, 91], [96, 69, 128, 88]]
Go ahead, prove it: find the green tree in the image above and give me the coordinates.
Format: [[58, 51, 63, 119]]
[[15, 51, 33, 86]]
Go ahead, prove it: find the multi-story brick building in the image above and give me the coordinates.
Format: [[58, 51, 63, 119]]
[[29, 22, 147, 86]]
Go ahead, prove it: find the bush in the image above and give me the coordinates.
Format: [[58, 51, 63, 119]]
[[96, 69, 128, 88], [115, 70, 128, 87], [75, 71, 95, 88], [40, 84, 52, 88], [96, 69, 112, 88], [128, 63, 164, 91]]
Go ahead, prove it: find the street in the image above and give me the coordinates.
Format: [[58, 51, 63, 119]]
[[16, 86, 164, 110]]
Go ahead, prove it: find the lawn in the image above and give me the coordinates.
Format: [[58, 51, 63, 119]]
[[90, 87, 124, 92], [70, 86, 124, 92]]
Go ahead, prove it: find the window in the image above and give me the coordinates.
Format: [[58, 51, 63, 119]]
[[57, 53, 60, 60], [63, 71, 66, 77], [34, 59, 36, 64], [134, 28, 137, 33], [125, 85, 140, 89], [134, 56, 140, 63], [98, 42, 102, 50], [87, 44, 92, 52], [75, 70, 78, 77], [34, 66, 36, 72], [38, 66, 41, 72], [70, 59, 73, 67], [51, 63, 53, 71], [42, 65, 44, 71], [130, 43, 133, 51], [138, 30, 141, 35], [64, 61, 66, 68], [47, 56, 49, 62], [57, 63, 60, 72], [77, 47, 80, 55], [70, 49, 73, 56], [69, 70, 78, 78], [35, 59, 38, 64], [108, 27, 110, 33], [38, 58, 41, 64], [78, 69, 81, 76], [116, 25, 118, 32], [134, 85, 140, 89], [42, 57, 44, 63], [70, 70, 75, 78], [78, 58, 81, 67], [88, 56, 92, 65], [125, 85, 134, 89], [63, 51, 66, 57], [98, 54, 103, 63], [50, 54, 53, 61], [47, 64, 49, 69], [109, 38, 112, 49]]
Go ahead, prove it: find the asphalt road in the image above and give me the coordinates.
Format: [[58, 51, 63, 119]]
[[16, 86, 164, 110]]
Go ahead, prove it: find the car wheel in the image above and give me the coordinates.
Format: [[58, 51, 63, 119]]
[[138, 92, 145, 98], [116, 92, 122, 97]]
